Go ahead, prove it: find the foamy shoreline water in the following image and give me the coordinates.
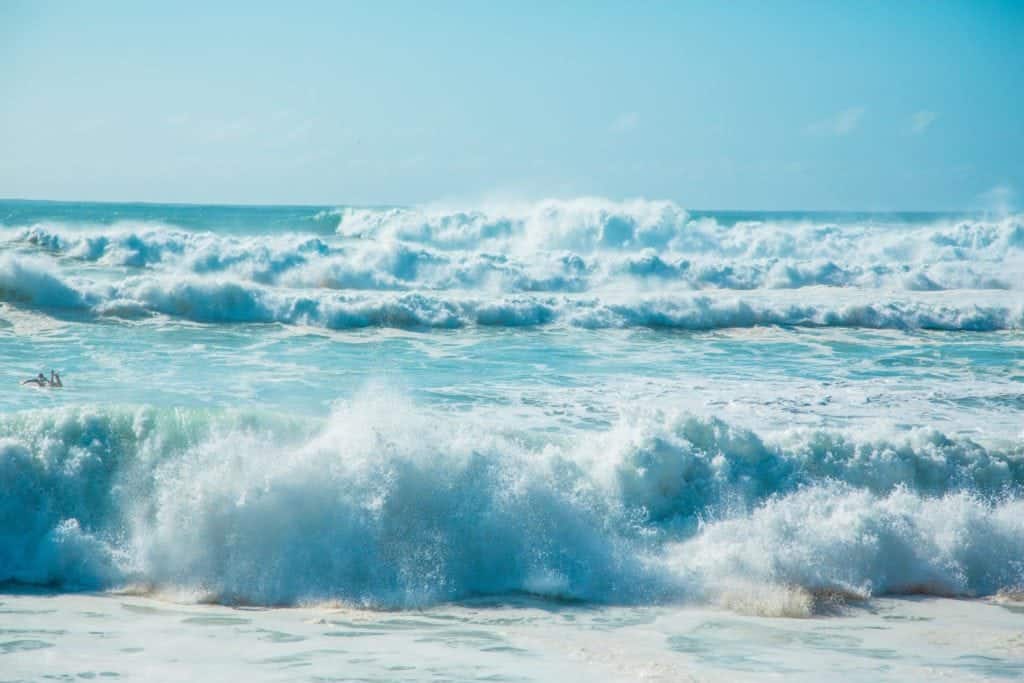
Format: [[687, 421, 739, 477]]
[[2, 591, 1022, 682]]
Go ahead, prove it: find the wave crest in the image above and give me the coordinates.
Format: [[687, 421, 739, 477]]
[[2, 402, 1022, 608], [7, 204, 1023, 296], [335, 198, 691, 251]]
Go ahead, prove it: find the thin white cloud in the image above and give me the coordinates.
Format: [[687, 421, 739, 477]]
[[910, 110, 937, 134], [610, 112, 640, 133], [807, 107, 865, 136]]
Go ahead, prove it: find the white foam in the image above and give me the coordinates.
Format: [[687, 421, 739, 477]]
[[2, 401, 1022, 608]]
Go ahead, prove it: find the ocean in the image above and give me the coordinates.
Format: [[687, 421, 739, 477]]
[[1, 198, 1022, 681]]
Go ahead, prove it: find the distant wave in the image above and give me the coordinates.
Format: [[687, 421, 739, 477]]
[[3, 254, 1022, 331], [334, 199, 1023, 252], [333, 198, 691, 251], [2, 401, 1022, 611], [5, 199, 1023, 295], [13, 223, 332, 278]]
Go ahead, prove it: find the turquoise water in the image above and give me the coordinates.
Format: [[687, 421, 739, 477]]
[[1, 198, 1023, 610]]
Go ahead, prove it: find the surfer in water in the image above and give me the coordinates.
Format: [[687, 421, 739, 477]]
[[21, 370, 62, 387]]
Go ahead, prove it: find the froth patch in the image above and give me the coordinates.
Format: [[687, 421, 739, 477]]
[[712, 582, 817, 618]]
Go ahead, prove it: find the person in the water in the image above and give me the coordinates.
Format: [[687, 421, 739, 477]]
[[21, 373, 48, 386], [21, 370, 61, 387]]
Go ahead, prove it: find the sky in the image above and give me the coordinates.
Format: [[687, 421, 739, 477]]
[[1, 1, 1022, 210]]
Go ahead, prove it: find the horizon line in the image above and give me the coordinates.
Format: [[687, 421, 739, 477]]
[[0, 196, 998, 216]]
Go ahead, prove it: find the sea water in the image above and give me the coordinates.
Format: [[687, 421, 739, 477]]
[[1, 198, 1022, 681]]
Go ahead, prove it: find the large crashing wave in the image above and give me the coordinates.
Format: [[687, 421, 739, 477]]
[[4, 199, 1023, 297], [2, 400, 1022, 611]]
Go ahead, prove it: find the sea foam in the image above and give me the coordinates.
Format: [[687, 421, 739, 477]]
[[2, 400, 1022, 610]]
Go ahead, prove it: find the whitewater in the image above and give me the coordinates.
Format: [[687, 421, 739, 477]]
[[2, 198, 1023, 681]]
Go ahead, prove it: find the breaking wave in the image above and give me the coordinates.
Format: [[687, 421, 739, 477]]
[[4, 199, 1023, 297], [2, 400, 1022, 611], [2, 254, 1023, 331]]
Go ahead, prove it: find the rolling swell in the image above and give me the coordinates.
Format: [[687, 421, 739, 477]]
[[2, 401, 1022, 610], [2, 254, 1023, 331]]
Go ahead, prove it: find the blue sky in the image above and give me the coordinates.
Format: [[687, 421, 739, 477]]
[[2, 1, 1021, 209]]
